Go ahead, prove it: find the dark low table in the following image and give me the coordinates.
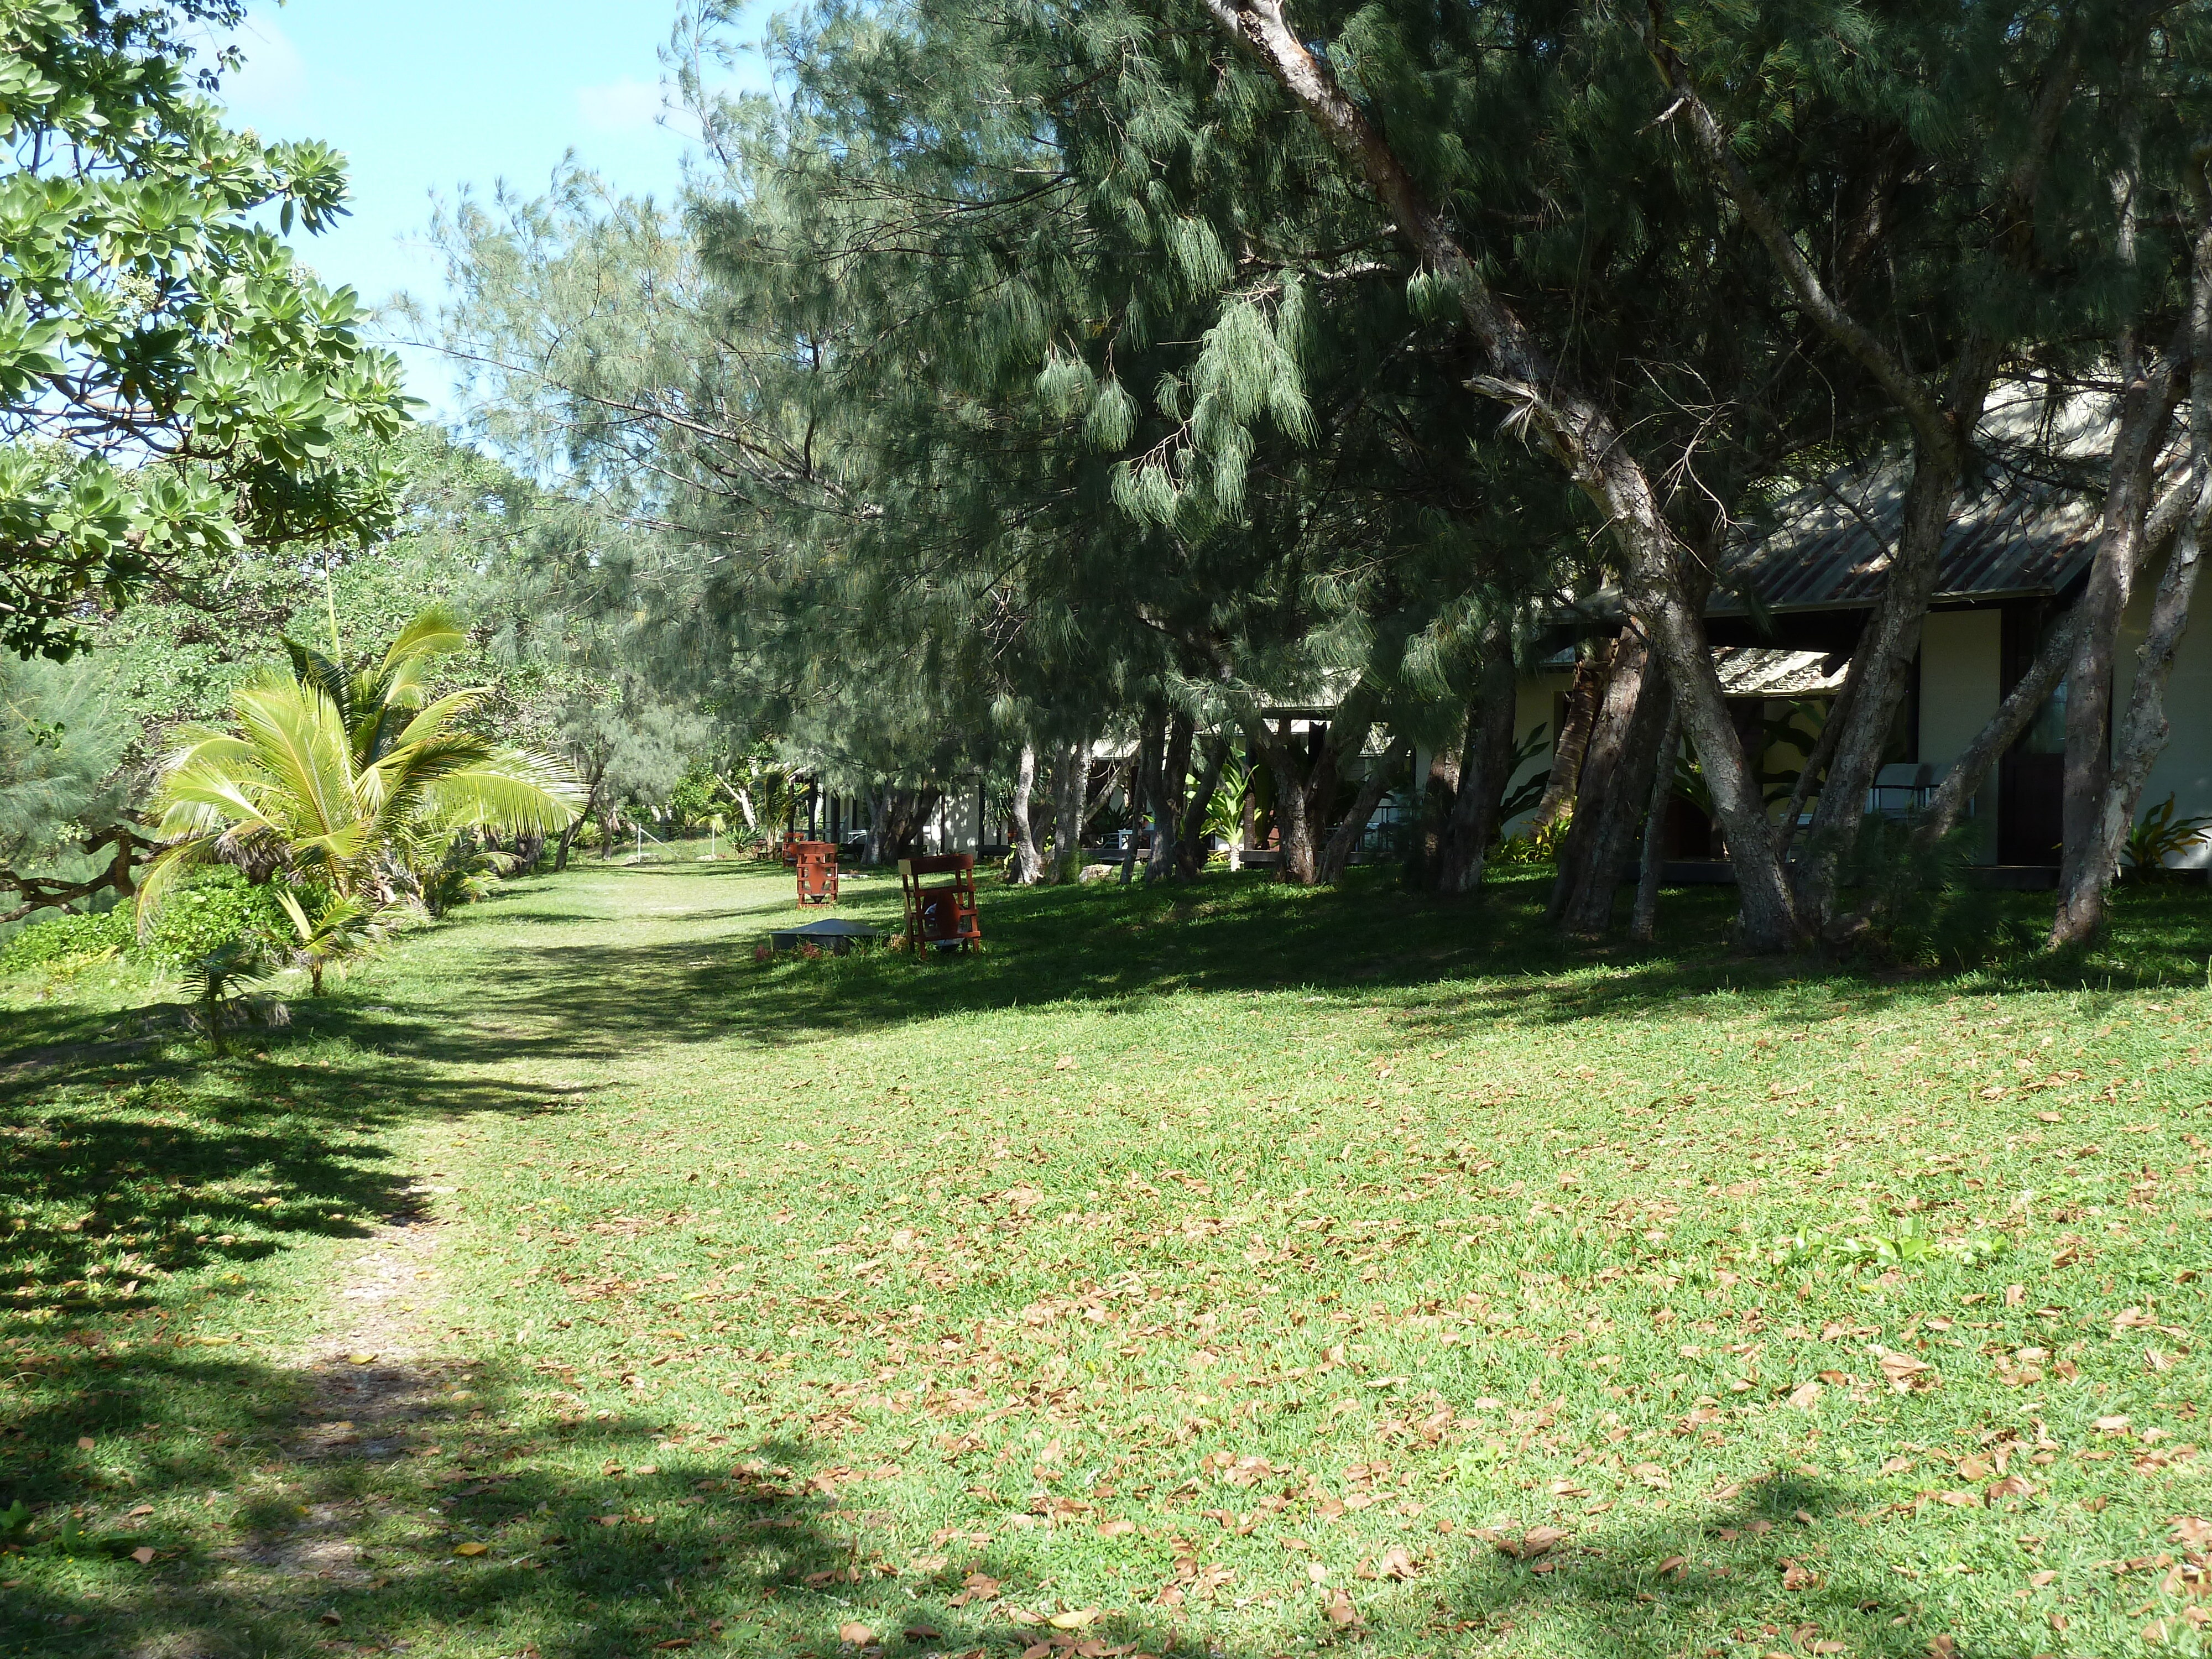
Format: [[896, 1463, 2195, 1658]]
[[768, 917, 883, 954]]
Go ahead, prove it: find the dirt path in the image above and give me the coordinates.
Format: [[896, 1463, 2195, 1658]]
[[217, 1187, 458, 1590]]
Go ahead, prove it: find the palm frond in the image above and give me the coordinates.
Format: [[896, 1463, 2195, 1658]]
[[383, 606, 468, 675], [418, 752, 585, 833], [279, 637, 354, 732]]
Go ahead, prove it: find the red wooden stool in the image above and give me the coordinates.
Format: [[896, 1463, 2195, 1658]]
[[794, 840, 839, 905], [898, 854, 982, 952]]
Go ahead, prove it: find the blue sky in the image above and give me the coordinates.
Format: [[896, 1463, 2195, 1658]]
[[208, 2, 775, 416]]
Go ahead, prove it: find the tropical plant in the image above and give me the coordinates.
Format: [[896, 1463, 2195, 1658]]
[[2124, 795, 2212, 878], [184, 935, 274, 1056], [419, 834, 514, 917], [1496, 724, 1552, 823], [273, 890, 387, 995], [137, 865, 289, 972], [140, 608, 583, 950], [1199, 754, 1253, 847], [1494, 806, 1572, 867]]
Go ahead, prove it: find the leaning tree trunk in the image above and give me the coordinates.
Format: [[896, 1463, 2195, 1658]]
[[1433, 623, 1520, 894], [1121, 711, 1162, 885], [554, 819, 578, 872], [2053, 191, 2212, 945], [2058, 518, 2209, 942], [1010, 743, 1044, 884], [1550, 629, 1663, 930], [1148, 712, 1193, 881], [1200, 0, 1801, 950], [1178, 735, 1232, 878], [2056, 357, 2190, 932], [1051, 742, 1085, 883], [1319, 735, 1411, 884], [1530, 640, 1610, 831], [1630, 690, 1683, 944]]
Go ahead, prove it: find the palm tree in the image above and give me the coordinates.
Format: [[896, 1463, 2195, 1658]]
[[140, 607, 582, 979]]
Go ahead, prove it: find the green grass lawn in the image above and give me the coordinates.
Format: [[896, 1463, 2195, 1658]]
[[4, 862, 2211, 1659]]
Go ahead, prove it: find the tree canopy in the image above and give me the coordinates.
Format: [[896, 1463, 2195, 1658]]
[[0, 0, 410, 661]]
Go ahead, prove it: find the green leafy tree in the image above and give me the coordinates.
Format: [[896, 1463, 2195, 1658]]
[[0, 0, 410, 661]]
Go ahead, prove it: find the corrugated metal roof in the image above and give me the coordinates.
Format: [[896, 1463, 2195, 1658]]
[[1710, 387, 2167, 614], [1713, 646, 1848, 696]]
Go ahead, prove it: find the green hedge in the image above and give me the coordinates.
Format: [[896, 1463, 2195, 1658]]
[[0, 907, 133, 972], [137, 868, 291, 971]]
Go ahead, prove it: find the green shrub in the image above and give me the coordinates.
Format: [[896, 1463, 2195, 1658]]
[[1493, 807, 1570, 866], [138, 867, 290, 972], [0, 907, 132, 973]]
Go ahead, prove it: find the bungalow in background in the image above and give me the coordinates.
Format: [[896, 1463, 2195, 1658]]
[[1493, 394, 2212, 878]]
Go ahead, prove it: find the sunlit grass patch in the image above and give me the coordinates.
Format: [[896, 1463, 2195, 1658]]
[[2, 864, 2209, 1656]]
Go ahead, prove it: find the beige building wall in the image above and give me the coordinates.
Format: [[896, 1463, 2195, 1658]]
[[1916, 609, 2002, 857], [2113, 565, 2212, 870], [1500, 672, 1573, 837], [1918, 609, 2003, 766]]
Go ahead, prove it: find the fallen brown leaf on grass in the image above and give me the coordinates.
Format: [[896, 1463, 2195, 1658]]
[[837, 1622, 873, 1646], [1486, 1525, 1569, 1560], [1364, 1547, 1418, 1580]]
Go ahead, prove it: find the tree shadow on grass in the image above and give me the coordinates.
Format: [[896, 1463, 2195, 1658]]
[[2, 1348, 2037, 1659], [0, 1025, 570, 1323], [331, 867, 2212, 1068]]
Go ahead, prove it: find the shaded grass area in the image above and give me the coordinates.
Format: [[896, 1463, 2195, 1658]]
[[2, 863, 2210, 1658]]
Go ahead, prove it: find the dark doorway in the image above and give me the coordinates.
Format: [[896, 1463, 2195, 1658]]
[[1999, 604, 2065, 864]]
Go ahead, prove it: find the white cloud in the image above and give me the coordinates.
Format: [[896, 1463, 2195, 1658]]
[[577, 76, 672, 136], [212, 8, 310, 129]]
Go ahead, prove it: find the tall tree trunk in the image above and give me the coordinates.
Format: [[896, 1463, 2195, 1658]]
[[1531, 640, 1610, 830], [1121, 711, 1162, 885], [1051, 743, 1084, 883], [2053, 181, 2212, 945], [1010, 743, 1043, 884], [1149, 712, 1193, 881], [2058, 520, 2208, 941], [1787, 400, 1991, 932], [1179, 735, 1232, 877], [1434, 622, 1520, 894], [1630, 692, 1683, 944], [864, 784, 890, 866], [2057, 367, 2191, 927], [1648, 14, 2082, 940], [1550, 630, 1661, 928], [1201, 0, 1800, 949], [1405, 735, 1461, 888], [1319, 735, 1410, 884], [554, 820, 577, 872]]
